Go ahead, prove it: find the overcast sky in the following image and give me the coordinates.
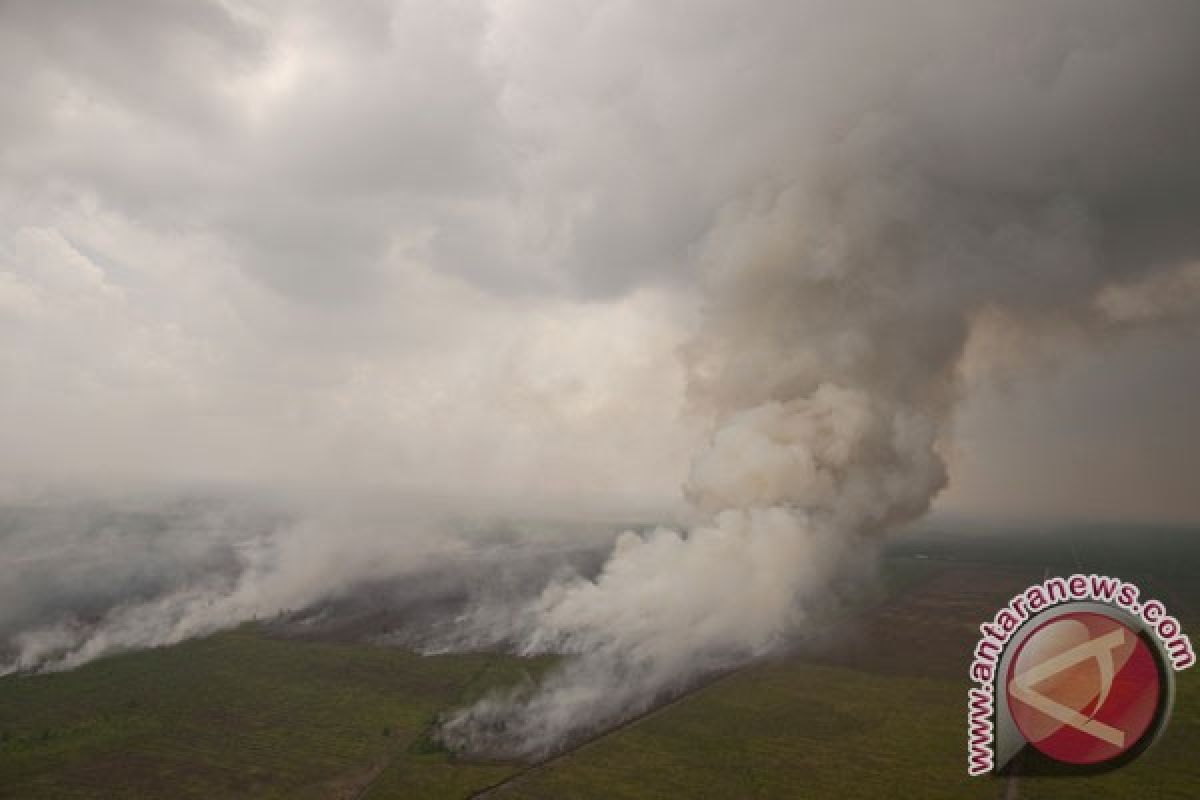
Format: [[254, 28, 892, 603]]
[[2, 1, 1199, 523]]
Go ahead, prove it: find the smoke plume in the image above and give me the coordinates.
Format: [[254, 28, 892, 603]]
[[3, 0, 1200, 764], [437, 2, 1200, 757]]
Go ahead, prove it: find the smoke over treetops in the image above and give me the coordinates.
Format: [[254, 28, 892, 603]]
[[3, 0, 1200, 762]]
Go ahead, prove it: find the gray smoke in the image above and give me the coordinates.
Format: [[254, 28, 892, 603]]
[[437, 1, 1200, 758], [0, 490, 630, 674], [3, 0, 1200, 763], [0, 494, 473, 673]]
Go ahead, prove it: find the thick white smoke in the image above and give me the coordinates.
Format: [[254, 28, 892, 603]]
[[4, 0, 1200, 764], [438, 173, 965, 756], [439, 383, 941, 757], [438, 3, 1200, 757]]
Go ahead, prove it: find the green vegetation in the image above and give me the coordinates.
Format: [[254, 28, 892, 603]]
[[0, 626, 539, 799], [486, 662, 996, 799], [2, 540, 1197, 799], [481, 659, 1198, 799]]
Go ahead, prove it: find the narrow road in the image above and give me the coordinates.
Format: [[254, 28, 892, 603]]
[[468, 562, 943, 798], [468, 665, 751, 799]]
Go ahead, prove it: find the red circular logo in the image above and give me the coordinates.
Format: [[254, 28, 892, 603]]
[[1006, 611, 1161, 765]]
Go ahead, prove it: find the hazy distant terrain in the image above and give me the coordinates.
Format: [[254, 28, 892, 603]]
[[3, 524, 1196, 799]]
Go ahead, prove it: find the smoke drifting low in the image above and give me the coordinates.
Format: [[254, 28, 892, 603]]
[[3, 0, 1200, 765], [0, 496, 454, 673], [0, 494, 619, 675]]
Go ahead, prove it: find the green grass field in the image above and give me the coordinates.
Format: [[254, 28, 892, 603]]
[[0, 628, 538, 799], [480, 658, 1199, 799]]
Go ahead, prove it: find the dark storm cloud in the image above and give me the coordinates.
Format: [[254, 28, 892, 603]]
[[6, 2, 1200, 307], [1, 0, 263, 129], [1, 1, 519, 303], [1, 0, 1198, 511]]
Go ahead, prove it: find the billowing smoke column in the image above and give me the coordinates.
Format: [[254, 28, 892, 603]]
[[438, 4, 1200, 757], [436, 169, 970, 757], [3, 0, 1200, 764]]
